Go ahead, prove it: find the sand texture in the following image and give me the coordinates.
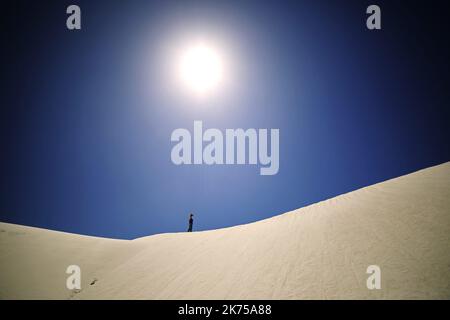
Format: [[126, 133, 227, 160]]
[[1, 162, 449, 299]]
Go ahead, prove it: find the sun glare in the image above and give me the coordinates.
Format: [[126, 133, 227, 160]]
[[179, 43, 224, 95]]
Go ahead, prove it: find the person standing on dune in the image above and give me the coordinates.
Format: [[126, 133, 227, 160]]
[[187, 213, 194, 232]]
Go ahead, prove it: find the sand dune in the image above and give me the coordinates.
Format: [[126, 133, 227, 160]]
[[1, 162, 450, 299]]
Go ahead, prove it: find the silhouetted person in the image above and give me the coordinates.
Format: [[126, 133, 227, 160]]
[[187, 213, 194, 232]]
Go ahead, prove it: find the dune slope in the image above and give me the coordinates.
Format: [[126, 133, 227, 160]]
[[1, 162, 450, 299]]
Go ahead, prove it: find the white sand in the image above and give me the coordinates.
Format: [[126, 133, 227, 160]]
[[1, 162, 449, 299]]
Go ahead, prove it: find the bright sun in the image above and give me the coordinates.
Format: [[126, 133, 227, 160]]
[[179, 43, 224, 95]]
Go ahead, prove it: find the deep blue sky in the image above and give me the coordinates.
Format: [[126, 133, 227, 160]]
[[1, 0, 449, 239]]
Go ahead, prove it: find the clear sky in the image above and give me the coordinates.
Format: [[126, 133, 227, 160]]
[[1, 0, 449, 239]]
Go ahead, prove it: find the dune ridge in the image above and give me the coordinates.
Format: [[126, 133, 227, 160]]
[[1, 162, 449, 299]]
